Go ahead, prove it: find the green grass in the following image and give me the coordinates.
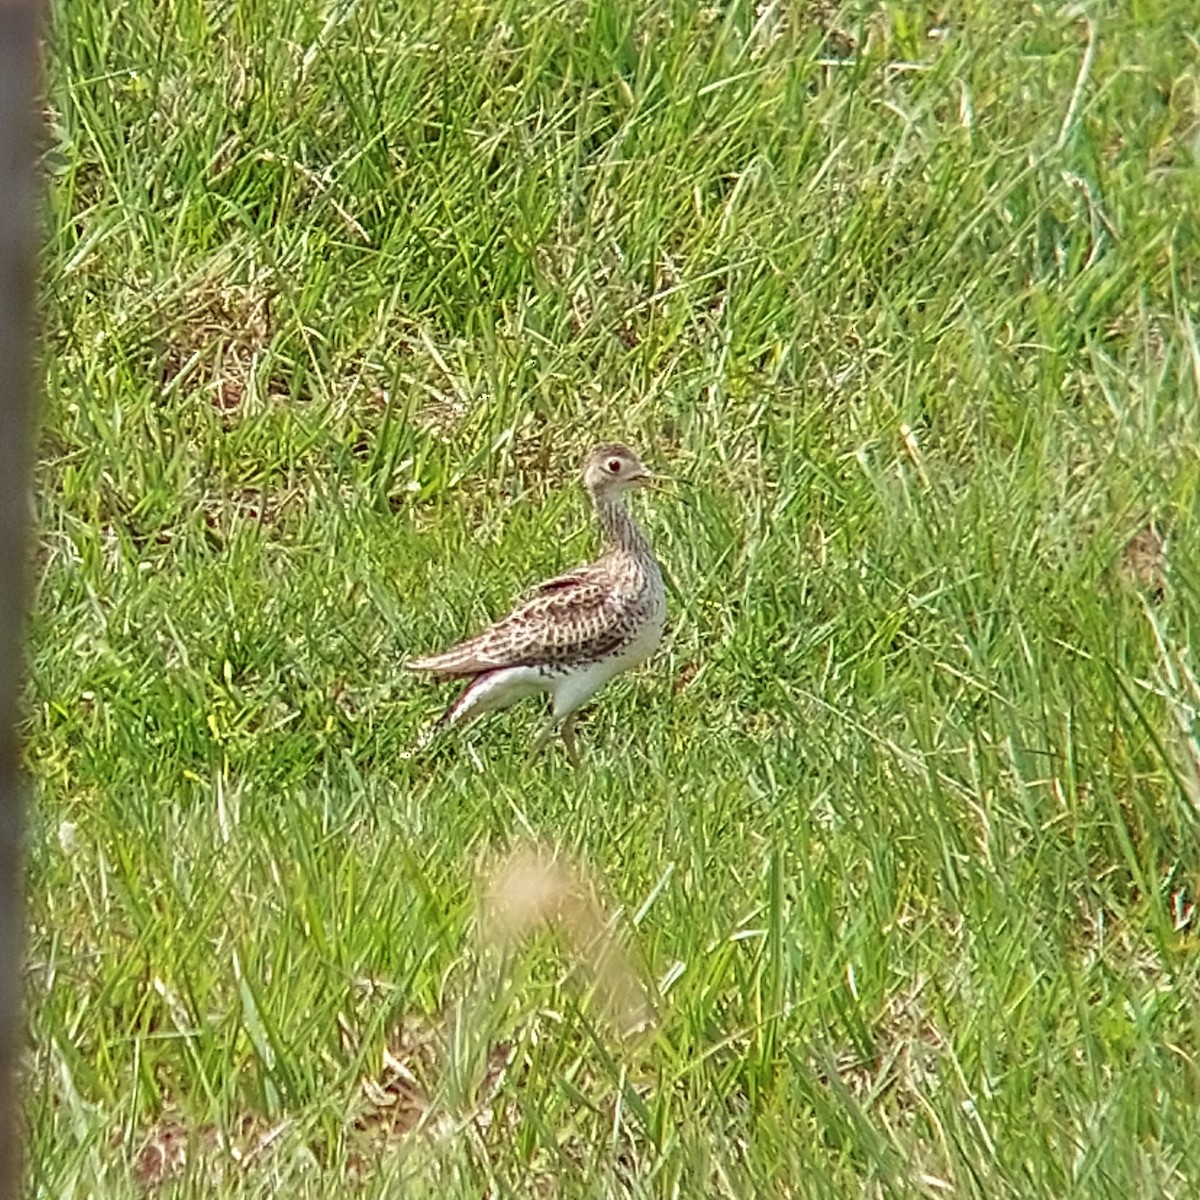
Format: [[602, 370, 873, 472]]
[[27, 0, 1200, 1195]]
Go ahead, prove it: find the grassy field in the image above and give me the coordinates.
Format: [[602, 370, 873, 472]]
[[27, 0, 1200, 1195]]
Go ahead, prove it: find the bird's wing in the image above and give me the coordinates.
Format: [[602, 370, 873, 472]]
[[526, 564, 597, 596], [408, 570, 629, 678]]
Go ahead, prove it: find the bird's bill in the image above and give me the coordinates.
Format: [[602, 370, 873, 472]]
[[633, 471, 670, 491]]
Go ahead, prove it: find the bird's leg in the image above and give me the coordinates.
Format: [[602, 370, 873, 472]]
[[526, 718, 558, 765], [527, 712, 581, 769], [559, 712, 581, 769]]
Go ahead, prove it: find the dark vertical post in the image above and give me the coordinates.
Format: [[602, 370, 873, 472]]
[[0, 0, 41, 1194]]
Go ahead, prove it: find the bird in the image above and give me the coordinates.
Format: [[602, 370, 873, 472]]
[[408, 443, 666, 766]]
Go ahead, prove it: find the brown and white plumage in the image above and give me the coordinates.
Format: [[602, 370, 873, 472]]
[[409, 444, 666, 765]]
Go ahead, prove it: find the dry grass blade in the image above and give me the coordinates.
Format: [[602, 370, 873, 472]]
[[482, 844, 654, 1037]]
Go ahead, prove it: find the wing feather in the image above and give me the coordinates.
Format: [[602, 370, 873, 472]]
[[408, 566, 629, 678]]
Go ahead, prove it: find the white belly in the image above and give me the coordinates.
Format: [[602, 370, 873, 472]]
[[549, 596, 665, 719], [448, 587, 666, 728], [450, 666, 551, 726]]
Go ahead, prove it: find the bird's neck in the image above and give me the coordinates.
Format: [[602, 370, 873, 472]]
[[592, 490, 650, 557]]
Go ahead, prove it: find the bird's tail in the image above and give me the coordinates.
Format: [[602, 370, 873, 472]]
[[407, 639, 496, 678]]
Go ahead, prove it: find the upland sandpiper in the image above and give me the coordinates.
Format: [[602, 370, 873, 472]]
[[408, 444, 666, 766]]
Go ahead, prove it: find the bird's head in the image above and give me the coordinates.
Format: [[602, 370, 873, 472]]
[[583, 444, 654, 496]]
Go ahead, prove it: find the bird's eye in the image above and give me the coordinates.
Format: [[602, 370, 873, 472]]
[[607, 458, 622, 474]]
